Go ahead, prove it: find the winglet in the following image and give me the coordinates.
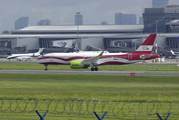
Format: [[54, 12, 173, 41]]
[[98, 51, 104, 57], [37, 48, 44, 54]]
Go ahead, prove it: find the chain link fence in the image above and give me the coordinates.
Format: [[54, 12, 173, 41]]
[[0, 97, 179, 119]]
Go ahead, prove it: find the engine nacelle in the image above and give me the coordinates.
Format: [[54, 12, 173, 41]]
[[17, 57, 29, 61], [33, 53, 40, 57], [70, 61, 88, 69]]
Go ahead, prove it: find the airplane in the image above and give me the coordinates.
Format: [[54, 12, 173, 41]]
[[170, 49, 179, 56], [7, 48, 44, 61], [36, 34, 159, 71], [170, 50, 176, 55], [72, 43, 109, 53], [170, 49, 179, 58]]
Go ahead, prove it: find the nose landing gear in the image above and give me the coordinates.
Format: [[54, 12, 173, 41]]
[[44, 64, 48, 71]]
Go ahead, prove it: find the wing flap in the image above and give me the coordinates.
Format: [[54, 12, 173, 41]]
[[82, 51, 104, 65]]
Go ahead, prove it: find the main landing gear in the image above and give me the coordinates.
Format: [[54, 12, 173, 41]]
[[44, 64, 48, 71], [91, 66, 98, 71]]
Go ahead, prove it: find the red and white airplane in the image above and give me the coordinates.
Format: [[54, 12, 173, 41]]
[[36, 34, 159, 71]]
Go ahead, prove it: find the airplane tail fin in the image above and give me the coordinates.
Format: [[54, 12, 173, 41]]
[[171, 50, 175, 55], [73, 43, 81, 52], [37, 48, 44, 54], [133, 34, 157, 54]]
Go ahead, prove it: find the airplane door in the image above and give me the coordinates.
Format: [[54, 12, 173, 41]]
[[49, 54, 53, 61], [128, 54, 132, 61]]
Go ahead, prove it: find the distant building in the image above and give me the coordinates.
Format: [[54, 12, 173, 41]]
[[115, 12, 136, 25], [37, 19, 51, 25], [14, 17, 29, 30], [75, 12, 83, 25], [101, 21, 108, 25], [139, 17, 143, 24], [152, 0, 169, 8], [143, 5, 179, 33]]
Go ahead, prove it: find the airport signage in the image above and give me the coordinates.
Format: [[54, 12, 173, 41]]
[[0, 41, 11, 48], [52, 40, 72, 48]]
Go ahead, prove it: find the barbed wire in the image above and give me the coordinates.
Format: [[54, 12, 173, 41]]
[[0, 97, 179, 119]]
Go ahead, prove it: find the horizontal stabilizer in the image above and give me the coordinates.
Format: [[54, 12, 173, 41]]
[[140, 55, 153, 59]]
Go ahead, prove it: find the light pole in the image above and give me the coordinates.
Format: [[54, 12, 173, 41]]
[[155, 20, 158, 34], [155, 20, 158, 54], [76, 12, 80, 47]]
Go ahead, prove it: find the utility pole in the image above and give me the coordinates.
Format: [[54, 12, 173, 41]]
[[76, 12, 80, 48], [155, 20, 158, 34]]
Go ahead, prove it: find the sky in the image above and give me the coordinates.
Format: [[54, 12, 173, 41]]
[[0, 0, 179, 33]]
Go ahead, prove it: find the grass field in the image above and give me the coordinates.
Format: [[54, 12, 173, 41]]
[[1, 73, 179, 119], [0, 73, 179, 101], [0, 73, 179, 119]]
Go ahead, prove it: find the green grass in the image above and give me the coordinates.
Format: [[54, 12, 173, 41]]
[[0, 74, 179, 119], [0, 73, 179, 101], [1, 63, 179, 71], [1, 73, 179, 119]]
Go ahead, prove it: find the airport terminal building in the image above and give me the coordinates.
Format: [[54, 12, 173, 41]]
[[0, 24, 178, 58]]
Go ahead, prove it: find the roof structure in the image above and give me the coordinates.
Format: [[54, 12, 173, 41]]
[[11, 25, 144, 34], [0, 33, 179, 39]]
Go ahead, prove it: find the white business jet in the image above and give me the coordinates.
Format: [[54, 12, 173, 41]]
[[7, 48, 44, 61]]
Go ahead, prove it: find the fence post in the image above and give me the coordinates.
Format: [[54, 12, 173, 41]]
[[157, 113, 162, 120], [165, 113, 171, 120], [35, 109, 49, 120], [94, 111, 107, 120], [157, 113, 170, 120]]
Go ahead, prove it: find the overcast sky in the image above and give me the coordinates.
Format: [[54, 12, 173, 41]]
[[0, 0, 179, 32]]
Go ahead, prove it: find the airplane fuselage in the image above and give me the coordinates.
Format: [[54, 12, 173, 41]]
[[36, 52, 158, 66], [7, 48, 44, 60], [7, 53, 34, 59]]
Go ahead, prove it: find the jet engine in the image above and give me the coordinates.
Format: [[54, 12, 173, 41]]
[[70, 61, 88, 69], [33, 53, 40, 57]]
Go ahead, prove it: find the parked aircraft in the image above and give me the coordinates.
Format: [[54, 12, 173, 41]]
[[36, 34, 158, 71], [170, 49, 179, 58], [7, 48, 44, 61], [171, 50, 176, 55], [73, 43, 109, 53]]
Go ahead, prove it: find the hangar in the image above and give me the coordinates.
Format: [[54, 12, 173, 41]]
[[0, 24, 179, 58]]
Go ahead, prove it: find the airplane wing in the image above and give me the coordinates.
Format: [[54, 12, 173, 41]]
[[82, 51, 104, 66]]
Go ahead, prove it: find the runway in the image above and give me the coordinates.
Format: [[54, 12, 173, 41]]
[[1, 58, 179, 76], [0, 70, 179, 76]]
